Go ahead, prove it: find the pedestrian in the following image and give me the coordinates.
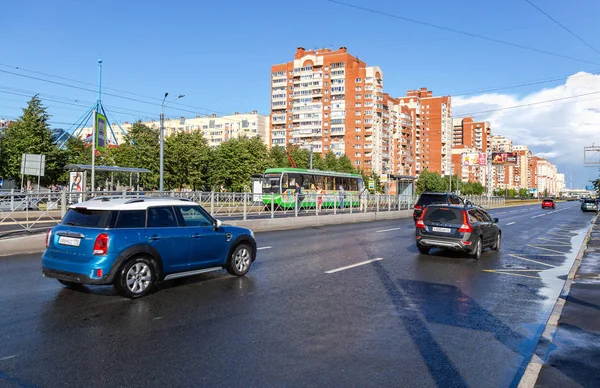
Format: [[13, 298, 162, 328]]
[[295, 182, 304, 210], [339, 184, 345, 209], [316, 184, 324, 211]]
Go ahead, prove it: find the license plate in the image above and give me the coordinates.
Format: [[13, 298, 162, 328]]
[[58, 236, 81, 247], [432, 227, 451, 233]]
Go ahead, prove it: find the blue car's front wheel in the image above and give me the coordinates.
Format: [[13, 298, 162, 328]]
[[227, 244, 253, 276]]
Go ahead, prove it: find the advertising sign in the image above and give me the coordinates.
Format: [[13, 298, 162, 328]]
[[492, 152, 518, 165], [95, 111, 108, 152], [69, 171, 83, 203], [462, 153, 487, 166], [478, 153, 487, 166]]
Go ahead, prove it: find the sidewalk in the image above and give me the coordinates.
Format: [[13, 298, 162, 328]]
[[534, 215, 600, 387]]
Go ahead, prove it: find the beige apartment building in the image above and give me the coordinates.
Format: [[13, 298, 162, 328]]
[[79, 111, 270, 148]]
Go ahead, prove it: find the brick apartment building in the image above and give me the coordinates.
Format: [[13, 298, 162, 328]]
[[451, 117, 491, 184], [270, 47, 387, 175], [395, 88, 453, 177]]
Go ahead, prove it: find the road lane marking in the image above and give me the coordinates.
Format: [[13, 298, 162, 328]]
[[375, 228, 401, 233], [509, 254, 557, 268], [506, 222, 516, 226], [492, 269, 544, 272], [538, 238, 570, 245], [482, 270, 540, 279], [526, 245, 567, 254], [531, 214, 546, 218], [0, 355, 16, 361], [325, 258, 383, 274], [257, 246, 272, 250], [547, 233, 571, 238]]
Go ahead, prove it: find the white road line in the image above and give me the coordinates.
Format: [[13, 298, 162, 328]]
[[508, 254, 557, 268], [0, 355, 16, 361], [506, 222, 516, 226], [531, 214, 545, 218], [257, 246, 272, 250], [325, 258, 383, 274], [375, 228, 401, 233]]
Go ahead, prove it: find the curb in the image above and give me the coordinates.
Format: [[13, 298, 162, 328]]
[[517, 213, 598, 388]]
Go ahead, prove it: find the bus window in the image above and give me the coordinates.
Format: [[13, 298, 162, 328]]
[[314, 175, 324, 189], [302, 174, 313, 190], [357, 178, 364, 192], [281, 173, 289, 189], [324, 176, 333, 190], [262, 173, 281, 194], [287, 173, 302, 188], [348, 178, 358, 191]]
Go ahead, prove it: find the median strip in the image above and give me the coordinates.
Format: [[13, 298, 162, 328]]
[[325, 258, 384, 274]]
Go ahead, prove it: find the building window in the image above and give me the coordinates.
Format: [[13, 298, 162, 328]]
[[356, 111, 361, 116], [355, 119, 361, 124], [355, 160, 361, 165], [355, 86, 362, 91], [355, 78, 362, 83], [356, 94, 362, 99]]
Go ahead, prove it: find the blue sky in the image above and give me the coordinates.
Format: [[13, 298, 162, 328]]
[[1, 0, 600, 186]]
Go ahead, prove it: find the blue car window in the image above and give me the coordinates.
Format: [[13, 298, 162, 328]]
[[175, 205, 213, 227], [115, 210, 146, 228], [147, 207, 178, 228]]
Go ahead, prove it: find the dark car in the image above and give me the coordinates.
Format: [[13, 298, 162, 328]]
[[415, 204, 501, 260], [413, 192, 466, 222], [581, 198, 598, 212], [541, 198, 555, 209]]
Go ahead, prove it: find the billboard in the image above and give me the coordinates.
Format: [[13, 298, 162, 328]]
[[462, 152, 487, 166], [95, 111, 108, 152], [492, 152, 518, 165]]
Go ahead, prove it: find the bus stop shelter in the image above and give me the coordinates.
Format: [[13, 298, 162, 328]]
[[65, 164, 151, 192]]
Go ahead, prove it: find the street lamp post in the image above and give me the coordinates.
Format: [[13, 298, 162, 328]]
[[159, 93, 185, 192]]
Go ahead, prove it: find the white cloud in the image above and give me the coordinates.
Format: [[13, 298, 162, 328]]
[[453, 72, 600, 186]]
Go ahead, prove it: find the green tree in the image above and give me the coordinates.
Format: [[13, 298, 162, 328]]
[[415, 170, 447, 194], [112, 122, 159, 190], [164, 131, 211, 190], [323, 151, 339, 171], [0, 95, 64, 187], [269, 145, 289, 168], [337, 155, 355, 173], [208, 137, 271, 191]]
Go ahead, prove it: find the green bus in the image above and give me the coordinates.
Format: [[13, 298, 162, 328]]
[[261, 168, 364, 209]]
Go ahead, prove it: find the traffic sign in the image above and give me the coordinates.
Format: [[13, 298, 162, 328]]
[[586, 185, 595, 191], [368, 180, 375, 190], [20, 154, 45, 177]]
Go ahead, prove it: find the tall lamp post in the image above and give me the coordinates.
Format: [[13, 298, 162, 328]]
[[160, 93, 185, 192]]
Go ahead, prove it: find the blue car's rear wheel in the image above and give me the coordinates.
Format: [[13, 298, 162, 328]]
[[115, 256, 156, 298]]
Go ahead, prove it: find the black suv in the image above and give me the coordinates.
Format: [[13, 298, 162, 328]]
[[415, 204, 501, 260], [413, 192, 466, 222]]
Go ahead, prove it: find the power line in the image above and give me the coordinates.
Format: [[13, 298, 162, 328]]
[[0, 63, 266, 117], [523, 0, 600, 56], [325, 0, 600, 66]]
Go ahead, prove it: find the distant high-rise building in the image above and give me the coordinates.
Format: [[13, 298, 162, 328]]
[[270, 47, 388, 175], [396, 88, 453, 176]]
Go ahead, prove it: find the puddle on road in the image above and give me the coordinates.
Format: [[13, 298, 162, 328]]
[[536, 225, 590, 303]]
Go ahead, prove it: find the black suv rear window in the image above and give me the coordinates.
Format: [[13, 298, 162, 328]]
[[584, 199, 596, 203], [62, 209, 117, 228], [424, 207, 463, 223], [417, 194, 447, 207]]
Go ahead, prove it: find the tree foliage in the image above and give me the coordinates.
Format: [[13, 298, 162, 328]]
[[208, 136, 272, 192], [0, 95, 64, 187], [113, 122, 160, 190], [165, 131, 210, 190]]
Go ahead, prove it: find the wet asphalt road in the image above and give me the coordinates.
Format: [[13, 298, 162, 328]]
[[0, 202, 595, 388]]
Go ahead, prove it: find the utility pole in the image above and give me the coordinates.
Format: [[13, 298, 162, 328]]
[[160, 93, 185, 192]]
